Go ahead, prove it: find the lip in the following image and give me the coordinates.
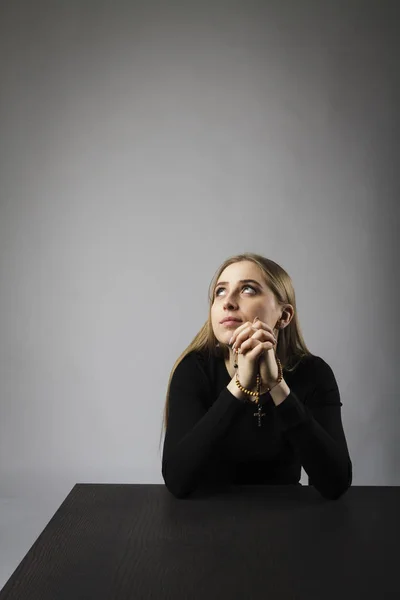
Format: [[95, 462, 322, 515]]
[[221, 320, 241, 327], [220, 317, 242, 324]]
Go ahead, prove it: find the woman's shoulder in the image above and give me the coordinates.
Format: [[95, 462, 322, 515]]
[[178, 349, 210, 367], [303, 353, 336, 373], [285, 353, 336, 381], [283, 354, 339, 408], [172, 350, 212, 386], [173, 350, 204, 375], [291, 352, 330, 365]]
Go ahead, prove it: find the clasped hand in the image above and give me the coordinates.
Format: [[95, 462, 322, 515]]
[[229, 317, 279, 390]]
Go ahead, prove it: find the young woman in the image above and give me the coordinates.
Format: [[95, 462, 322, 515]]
[[161, 253, 352, 500]]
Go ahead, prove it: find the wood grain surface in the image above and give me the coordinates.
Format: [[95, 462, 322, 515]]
[[0, 484, 398, 599]]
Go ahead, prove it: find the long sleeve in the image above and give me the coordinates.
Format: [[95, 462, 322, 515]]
[[274, 357, 353, 500], [162, 353, 246, 498]]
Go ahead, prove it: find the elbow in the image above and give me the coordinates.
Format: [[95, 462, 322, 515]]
[[164, 477, 192, 499], [162, 462, 193, 499], [317, 460, 353, 501], [166, 485, 192, 499], [320, 482, 351, 501]]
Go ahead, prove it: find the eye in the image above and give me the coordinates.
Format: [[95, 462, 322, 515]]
[[215, 285, 256, 296]]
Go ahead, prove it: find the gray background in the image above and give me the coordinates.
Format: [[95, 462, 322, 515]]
[[0, 0, 398, 589]]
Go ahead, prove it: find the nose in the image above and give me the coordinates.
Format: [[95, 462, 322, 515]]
[[223, 295, 238, 309]]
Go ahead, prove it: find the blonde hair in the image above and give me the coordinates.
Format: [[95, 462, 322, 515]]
[[161, 252, 312, 436]]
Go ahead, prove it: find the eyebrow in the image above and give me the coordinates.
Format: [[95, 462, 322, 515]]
[[215, 279, 263, 288]]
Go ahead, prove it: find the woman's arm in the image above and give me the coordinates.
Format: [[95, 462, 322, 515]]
[[162, 353, 246, 498], [274, 357, 353, 500]]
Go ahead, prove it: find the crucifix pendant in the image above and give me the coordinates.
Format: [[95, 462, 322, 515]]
[[254, 404, 266, 427]]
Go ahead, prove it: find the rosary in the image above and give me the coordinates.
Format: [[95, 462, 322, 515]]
[[233, 350, 267, 427], [228, 318, 284, 428], [254, 404, 266, 427]]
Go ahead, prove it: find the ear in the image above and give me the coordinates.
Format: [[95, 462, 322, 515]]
[[282, 304, 295, 325]]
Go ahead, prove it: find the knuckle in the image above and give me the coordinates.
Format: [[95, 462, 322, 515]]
[[251, 330, 262, 339]]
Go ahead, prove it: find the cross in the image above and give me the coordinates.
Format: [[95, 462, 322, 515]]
[[253, 404, 266, 427]]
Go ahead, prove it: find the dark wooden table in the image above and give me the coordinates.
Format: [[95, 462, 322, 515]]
[[0, 484, 397, 599]]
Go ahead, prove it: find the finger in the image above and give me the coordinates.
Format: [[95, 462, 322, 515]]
[[232, 321, 275, 346], [251, 320, 277, 337], [236, 330, 275, 353], [239, 337, 267, 353], [239, 340, 266, 358], [232, 325, 255, 348], [250, 329, 277, 344], [240, 337, 275, 354], [230, 321, 252, 344]]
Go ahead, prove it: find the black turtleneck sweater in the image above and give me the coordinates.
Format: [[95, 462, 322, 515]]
[[162, 351, 352, 500]]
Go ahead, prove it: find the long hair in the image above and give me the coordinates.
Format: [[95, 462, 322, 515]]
[[160, 252, 312, 438]]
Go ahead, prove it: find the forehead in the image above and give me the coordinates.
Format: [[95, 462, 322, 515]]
[[217, 261, 265, 284]]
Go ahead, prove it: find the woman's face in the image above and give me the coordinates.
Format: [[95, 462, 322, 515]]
[[211, 260, 283, 345]]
